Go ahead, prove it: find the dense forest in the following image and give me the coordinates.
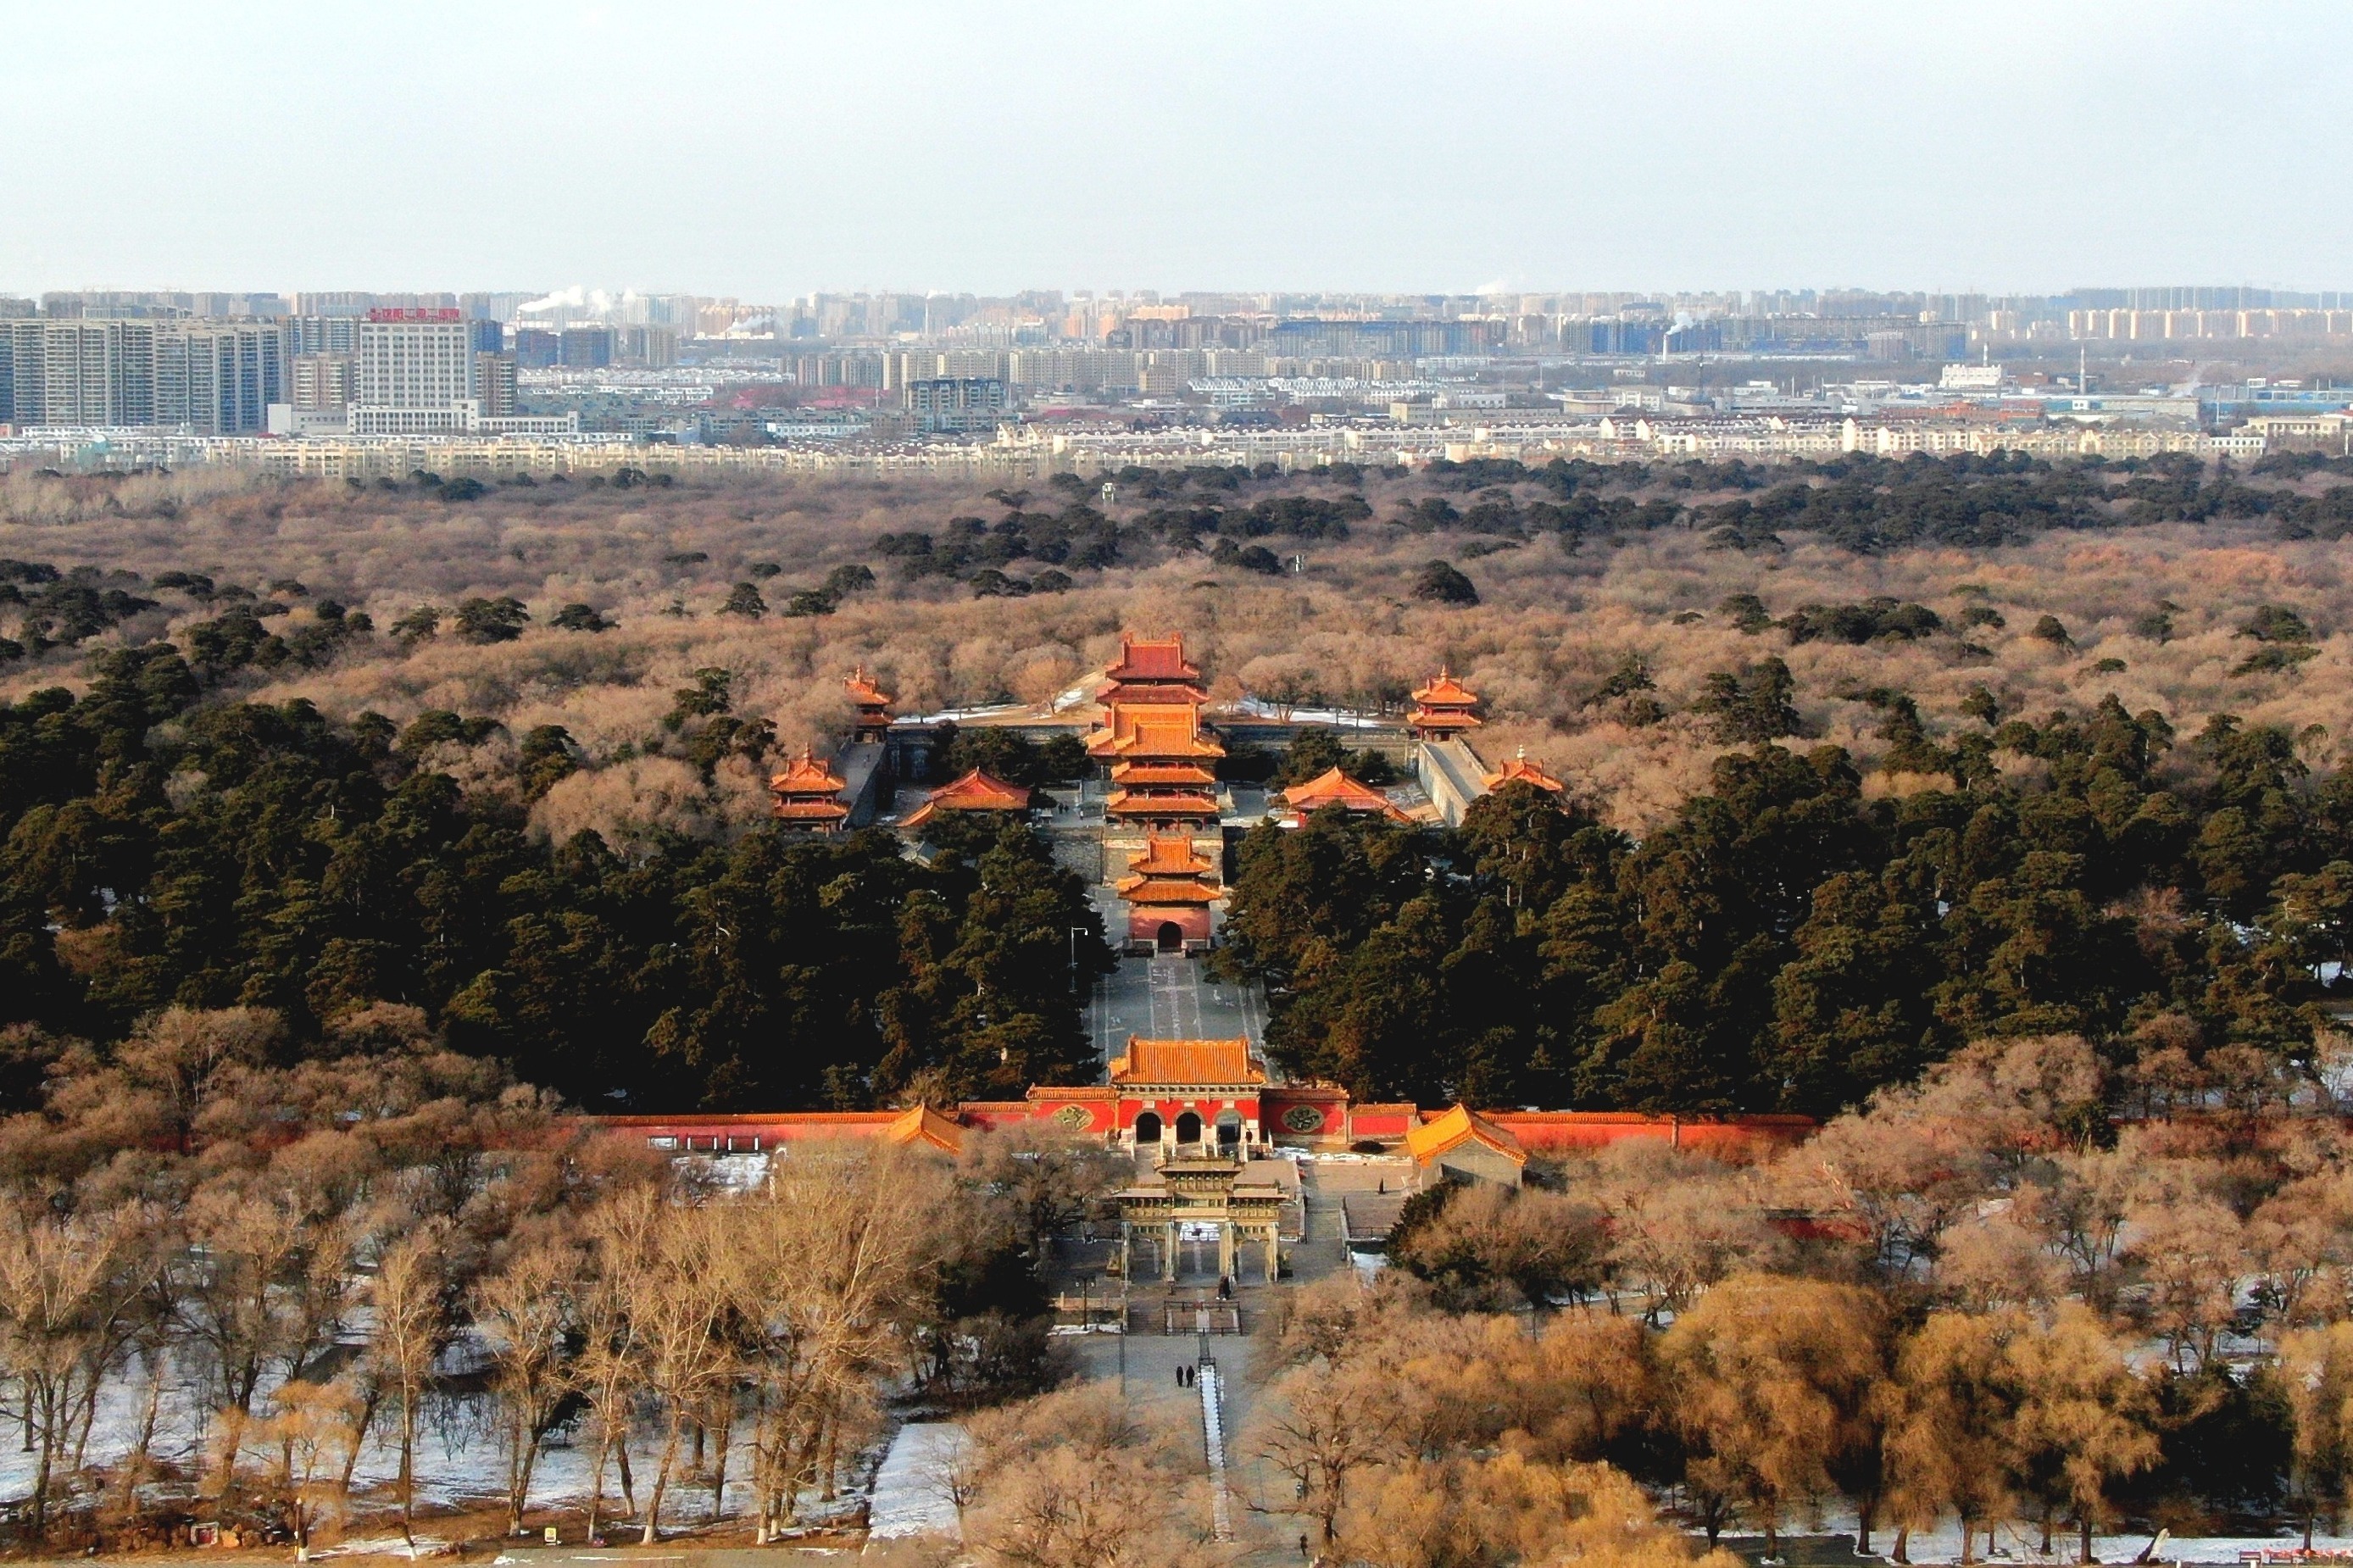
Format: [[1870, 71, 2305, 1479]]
[[0, 639, 1111, 1110], [3, 450, 2353, 1115], [1223, 703, 2353, 1115]]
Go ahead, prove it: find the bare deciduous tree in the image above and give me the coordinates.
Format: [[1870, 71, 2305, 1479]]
[[365, 1216, 454, 1546], [251, 1379, 365, 1561], [0, 1193, 142, 1539], [474, 1219, 584, 1536], [2008, 1304, 2160, 1565], [1251, 1362, 1409, 1552]]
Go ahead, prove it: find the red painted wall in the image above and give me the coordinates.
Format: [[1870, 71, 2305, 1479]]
[[1263, 1089, 1347, 1139], [1126, 907, 1211, 945], [1487, 1111, 1815, 1159], [585, 1105, 1820, 1158], [1349, 1104, 1417, 1137]]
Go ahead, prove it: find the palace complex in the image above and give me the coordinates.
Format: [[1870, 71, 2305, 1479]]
[[765, 631, 1508, 949], [714, 634, 1814, 1274]]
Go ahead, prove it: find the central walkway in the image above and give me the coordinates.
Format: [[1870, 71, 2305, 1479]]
[[1084, 942, 1268, 1066], [1053, 1149, 1419, 1568], [1199, 1358, 1235, 1543]]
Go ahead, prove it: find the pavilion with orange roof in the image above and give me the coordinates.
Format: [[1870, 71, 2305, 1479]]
[[769, 748, 851, 832], [1272, 765, 1412, 827], [1409, 666, 1483, 740], [1485, 748, 1566, 796], [902, 767, 1033, 830], [844, 667, 895, 742]]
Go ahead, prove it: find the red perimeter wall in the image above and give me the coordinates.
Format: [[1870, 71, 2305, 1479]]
[[586, 1106, 1818, 1157]]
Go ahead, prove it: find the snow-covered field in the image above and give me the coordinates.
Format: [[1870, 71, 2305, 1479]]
[[0, 1344, 889, 1532], [1789, 1510, 2353, 1566]]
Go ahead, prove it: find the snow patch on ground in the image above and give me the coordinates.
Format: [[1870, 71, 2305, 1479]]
[[866, 1423, 965, 1540], [1802, 1508, 2353, 1565]]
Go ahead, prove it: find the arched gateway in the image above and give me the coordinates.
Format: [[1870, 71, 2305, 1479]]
[[1101, 1035, 1287, 1283]]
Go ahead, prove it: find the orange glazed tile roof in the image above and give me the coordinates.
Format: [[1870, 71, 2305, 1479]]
[[1105, 788, 1220, 816], [844, 666, 894, 707], [1410, 709, 1482, 731], [1485, 748, 1566, 793], [1118, 880, 1220, 906], [1110, 762, 1219, 787], [882, 1104, 965, 1153], [1411, 666, 1482, 707], [1126, 836, 1215, 876], [770, 748, 847, 793], [1092, 714, 1226, 759], [1109, 1037, 1266, 1087], [1099, 680, 1211, 706], [1103, 634, 1200, 682], [902, 768, 1032, 827], [1115, 834, 1220, 902], [773, 798, 852, 823], [1405, 1104, 1527, 1166], [1280, 766, 1411, 821], [770, 747, 850, 825]]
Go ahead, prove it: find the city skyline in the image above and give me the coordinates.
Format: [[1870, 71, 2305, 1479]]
[[6, 1, 2351, 297]]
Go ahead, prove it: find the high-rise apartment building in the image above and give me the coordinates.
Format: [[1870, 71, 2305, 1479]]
[[155, 322, 287, 433], [461, 292, 531, 324], [474, 352, 517, 417], [286, 315, 363, 357], [558, 327, 612, 369], [618, 325, 676, 368], [0, 319, 284, 431], [904, 377, 1009, 433], [292, 353, 353, 410]]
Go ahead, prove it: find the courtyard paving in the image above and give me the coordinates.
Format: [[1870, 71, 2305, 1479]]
[[1081, 937, 1268, 1065]]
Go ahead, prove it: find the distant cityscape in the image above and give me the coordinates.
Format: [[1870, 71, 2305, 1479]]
[[4, 283, 2352, 478]]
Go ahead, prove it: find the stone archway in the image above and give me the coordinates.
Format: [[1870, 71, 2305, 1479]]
[[1215, 1110, 1243, 1151], [1133, 1111, 1162, 1147], [1174, 1110, 1203, 1145], [1156, 920, 1184, 952]]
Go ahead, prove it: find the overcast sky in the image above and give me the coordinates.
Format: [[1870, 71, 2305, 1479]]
[[4, 0, 2348, 300]]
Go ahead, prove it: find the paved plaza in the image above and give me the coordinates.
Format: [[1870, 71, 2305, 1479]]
[[1082, 931, 1268, 1065]]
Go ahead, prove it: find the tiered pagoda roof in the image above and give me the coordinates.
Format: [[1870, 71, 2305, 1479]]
[[1115, 835, 1221, 907], [1410, 666, 1483, 737], [769, 748, 851, 830], [1104, 789, 1221, 820], [1485, 748, 1566, 795], [1090, 709, 1227, 760], [902, 768, 1032, 829], [1088, 634, 1224, 827], [1110, 761, 1219, 787], [1276, 766, 1412, 825], [1094, 634, 1212, 707]]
